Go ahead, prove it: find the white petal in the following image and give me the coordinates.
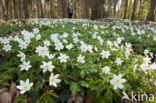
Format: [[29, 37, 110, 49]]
[[20, 90, 26, 94], [30, 83, 33, 87], [52, 82, 57, 87], [17, 86, 22, 90], [20, 80, 25, 85], [26, 79, 29, 84]]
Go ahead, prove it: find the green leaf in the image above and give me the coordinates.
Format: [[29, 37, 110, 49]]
[[70, 82, 80, 96]]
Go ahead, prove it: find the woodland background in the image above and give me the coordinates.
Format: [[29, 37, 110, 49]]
[[0, 0, 156, 21]]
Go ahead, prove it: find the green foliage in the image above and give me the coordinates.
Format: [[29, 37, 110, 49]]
[[0, 19, 156, 103], [36, 90, 57, 103]]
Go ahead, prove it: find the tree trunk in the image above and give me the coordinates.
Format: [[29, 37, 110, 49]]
[[107, 0, 112, 17], [85, 0, 90, 19], [18, 0, 22, 19], [0, 0, 6, 18], [146, 0, 156, 21], [37, 0, 40, 18], [40, 0, 44, 18], [13, 0, 18, 18], [90, 0, 97, 20], [131, 0, 138, 20], [73, 1, 76, 18], [114, 0, 117, 17], [50, 0, 54, 18], [123, 0, 128, 19], [23, 0, 29, 19], [9, 0, 13, 19], [61, 0, 67, 18], [138, 0, 142, 20]]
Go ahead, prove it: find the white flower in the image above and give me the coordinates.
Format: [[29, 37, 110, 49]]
[[144, 49, 149, 56], [93, 25, 98, 30], [117, 37, 122, 44], [14, 35, 20, 41], [149, 63, 156, 70], [94, 46, 98, 52], [140, 63, 149, 72], [49, 73, 61, 87], [125, 43, 132, 50], [17, 79, 33, 94], [1, 37, 10, 44], [100, 50, 111, 59], [20, 61, 31, 71], [19, 41, 28, 49], [17, 51, 26, 61], [21, 30, 28, 35], [54, 42, 64, 51], [92, 33, 97, 39], [29, 32, 35, 38], [62, 32, 69, 38], [33, 28, 39, 34], [63, 39, 68, 43], [51, 34, 59, 42], [125, 49, 130, 59], [102, 66, 110, 74], [115, 58, 123, 66], [47, 54, 55, 59], [110, 74, 126, 90], [77, 55, 85, 64], [80, 44, 88, 53], [66, 44, 73, 50], [36, 46, 49, 57], [150, 52, 153, 58], [44, 39, 51, 47], [107, 40, 113, 47], [40, 61, 55, 73], [143, 56, 151, 64], [3, 44, 12, 52], [87, 45, 93, 53], [73, 37, 79, 43], [36, 34, 41, 40], [24, 37, 31, 44], [58, 53, 69, 63]]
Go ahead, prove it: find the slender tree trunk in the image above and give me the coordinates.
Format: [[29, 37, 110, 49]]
[[36, 0, 40, 18], [9, 0, 13, 19], [131, 0, 138, 20], [73, 1, 76, 18], [114, 0, 117, 17], [61, 0, 67, 18], [146, 0, 156, 21], [0, 0, 6, 18], [40, 0, 44, 18], [50, 0, 54, 18], [123, 0, 128, 19], [138, 0, 142, 20], [6, 0, 9, 17], [85, 0, 90, 19], [13, 0, 17, 18], [57, 0, 60, 18], [108, 0, 112, 17], [23, 0, 29, 19], [44, 3, 47, 18], [90, 0, 97, 20], [29, 0, 33, 18], [18, 0, 22, 19]]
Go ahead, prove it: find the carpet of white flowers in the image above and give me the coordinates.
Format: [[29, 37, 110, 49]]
[[0, 19, 156, 102]]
